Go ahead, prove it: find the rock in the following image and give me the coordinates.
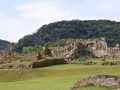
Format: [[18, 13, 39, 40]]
[[36, 52, 41, 60], [8, 65, 13, 69], [100, 61, 120, 66], [70, 74, 120, 90], [17, 64, 25, 69]]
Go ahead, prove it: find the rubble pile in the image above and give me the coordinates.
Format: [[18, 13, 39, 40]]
[[70, 74, 120, 90]]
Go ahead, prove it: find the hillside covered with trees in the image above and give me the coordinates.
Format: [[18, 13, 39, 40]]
[[0, 39, 10, 51], [17, 20, 120, 51]]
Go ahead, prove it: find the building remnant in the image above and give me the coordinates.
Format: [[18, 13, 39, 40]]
[[50, 38, 120, 59]]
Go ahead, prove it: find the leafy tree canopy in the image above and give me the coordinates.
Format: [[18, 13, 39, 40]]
[[0, 39, 10, 51], [17, 20, 120, 52]]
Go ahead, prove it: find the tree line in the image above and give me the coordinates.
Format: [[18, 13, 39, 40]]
[[2, 20, 120, 52], [0, 39, 10, 51]]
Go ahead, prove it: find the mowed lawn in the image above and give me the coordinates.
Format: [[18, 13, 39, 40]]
[[0, 64, 119, 90]]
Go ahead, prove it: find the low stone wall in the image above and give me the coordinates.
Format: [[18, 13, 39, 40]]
[[28, 58, 65, 68], [0, 64, 26, 69], [70, 74, 120, 90], [0, 52, 40, 63], [100, 61, 120, 66]]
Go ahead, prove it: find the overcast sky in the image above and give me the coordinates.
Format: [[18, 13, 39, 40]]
[[0, 0, 120, 42]]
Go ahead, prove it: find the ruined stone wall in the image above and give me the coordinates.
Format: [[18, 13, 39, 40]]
[[28, 58, 65, 68], [0, 52, 39, 63], [0, 38, 119, 62], [50, 38, 120, 58], [50, 39, 84, 58]]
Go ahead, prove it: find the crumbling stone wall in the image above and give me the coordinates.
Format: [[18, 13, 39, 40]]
[[50, 38, 120, 58], [0, 38, 120, 63], [50, 39, 88, 58], [28, 58, 65, 68], [0, 52, 39, 63]]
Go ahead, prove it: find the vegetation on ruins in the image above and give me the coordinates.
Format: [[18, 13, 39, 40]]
[[44, 38, 70, 47], [79, 57, 86, 64], [22, 45, 42, 54]]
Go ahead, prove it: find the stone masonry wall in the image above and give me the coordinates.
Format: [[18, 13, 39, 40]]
[[50, 38, 120, 58]]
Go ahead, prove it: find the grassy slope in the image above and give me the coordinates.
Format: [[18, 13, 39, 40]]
[[0, 64, 119, 90]]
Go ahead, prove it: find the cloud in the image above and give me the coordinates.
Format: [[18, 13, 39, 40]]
[[84, 0, 120, 13], [15, 0, 72, 22], [0, 12, 7, 20], [0, 12, 5, 17], [0, 10, 40, 42], [99, 0, 120, 12], [79, 0, 120, 21], [0, 0, 73, 42]]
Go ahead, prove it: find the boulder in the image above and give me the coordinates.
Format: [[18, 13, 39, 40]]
[[70, 74, 120, 90]]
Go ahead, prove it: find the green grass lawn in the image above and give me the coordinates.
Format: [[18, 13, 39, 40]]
[[77, 87, 114, 90], [0, 64, 119, 90]]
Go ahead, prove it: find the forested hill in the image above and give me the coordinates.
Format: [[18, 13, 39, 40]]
[[0, 39, 10, 51], [17, 20, 120, 51]]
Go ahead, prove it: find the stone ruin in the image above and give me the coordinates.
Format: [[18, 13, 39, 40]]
[[28, 58, 65, 68], [0, 37, 120, 69], [70, 74, 120, 90], [0, 37, 119, 63], [0, 52, 41, 64], [50, 38, 120, 59], [0, 52, 41, 69]]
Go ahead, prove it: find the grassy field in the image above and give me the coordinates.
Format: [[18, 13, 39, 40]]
[[0, 63, 119, 90], [0, 57, 120, 90], [77, 87, 114, 90]]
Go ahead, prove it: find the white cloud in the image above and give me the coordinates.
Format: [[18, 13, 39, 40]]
[[81, 0, 120, 21], [0, 10, 41, 42], [0, 16, 34, 42], [100, 0, 120, 12], [0, 12, 7, 20], [85, 0, 120, 13], [0, 0, 73, 42], [15, 1, 72, 22], [0, 12, 6, 17]]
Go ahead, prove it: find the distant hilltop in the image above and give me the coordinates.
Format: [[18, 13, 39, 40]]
[[0, 39, 10, 51], [17, 20, 120, 52]]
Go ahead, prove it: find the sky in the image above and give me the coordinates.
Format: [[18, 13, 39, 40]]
[[0, 0, 120, 42]]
